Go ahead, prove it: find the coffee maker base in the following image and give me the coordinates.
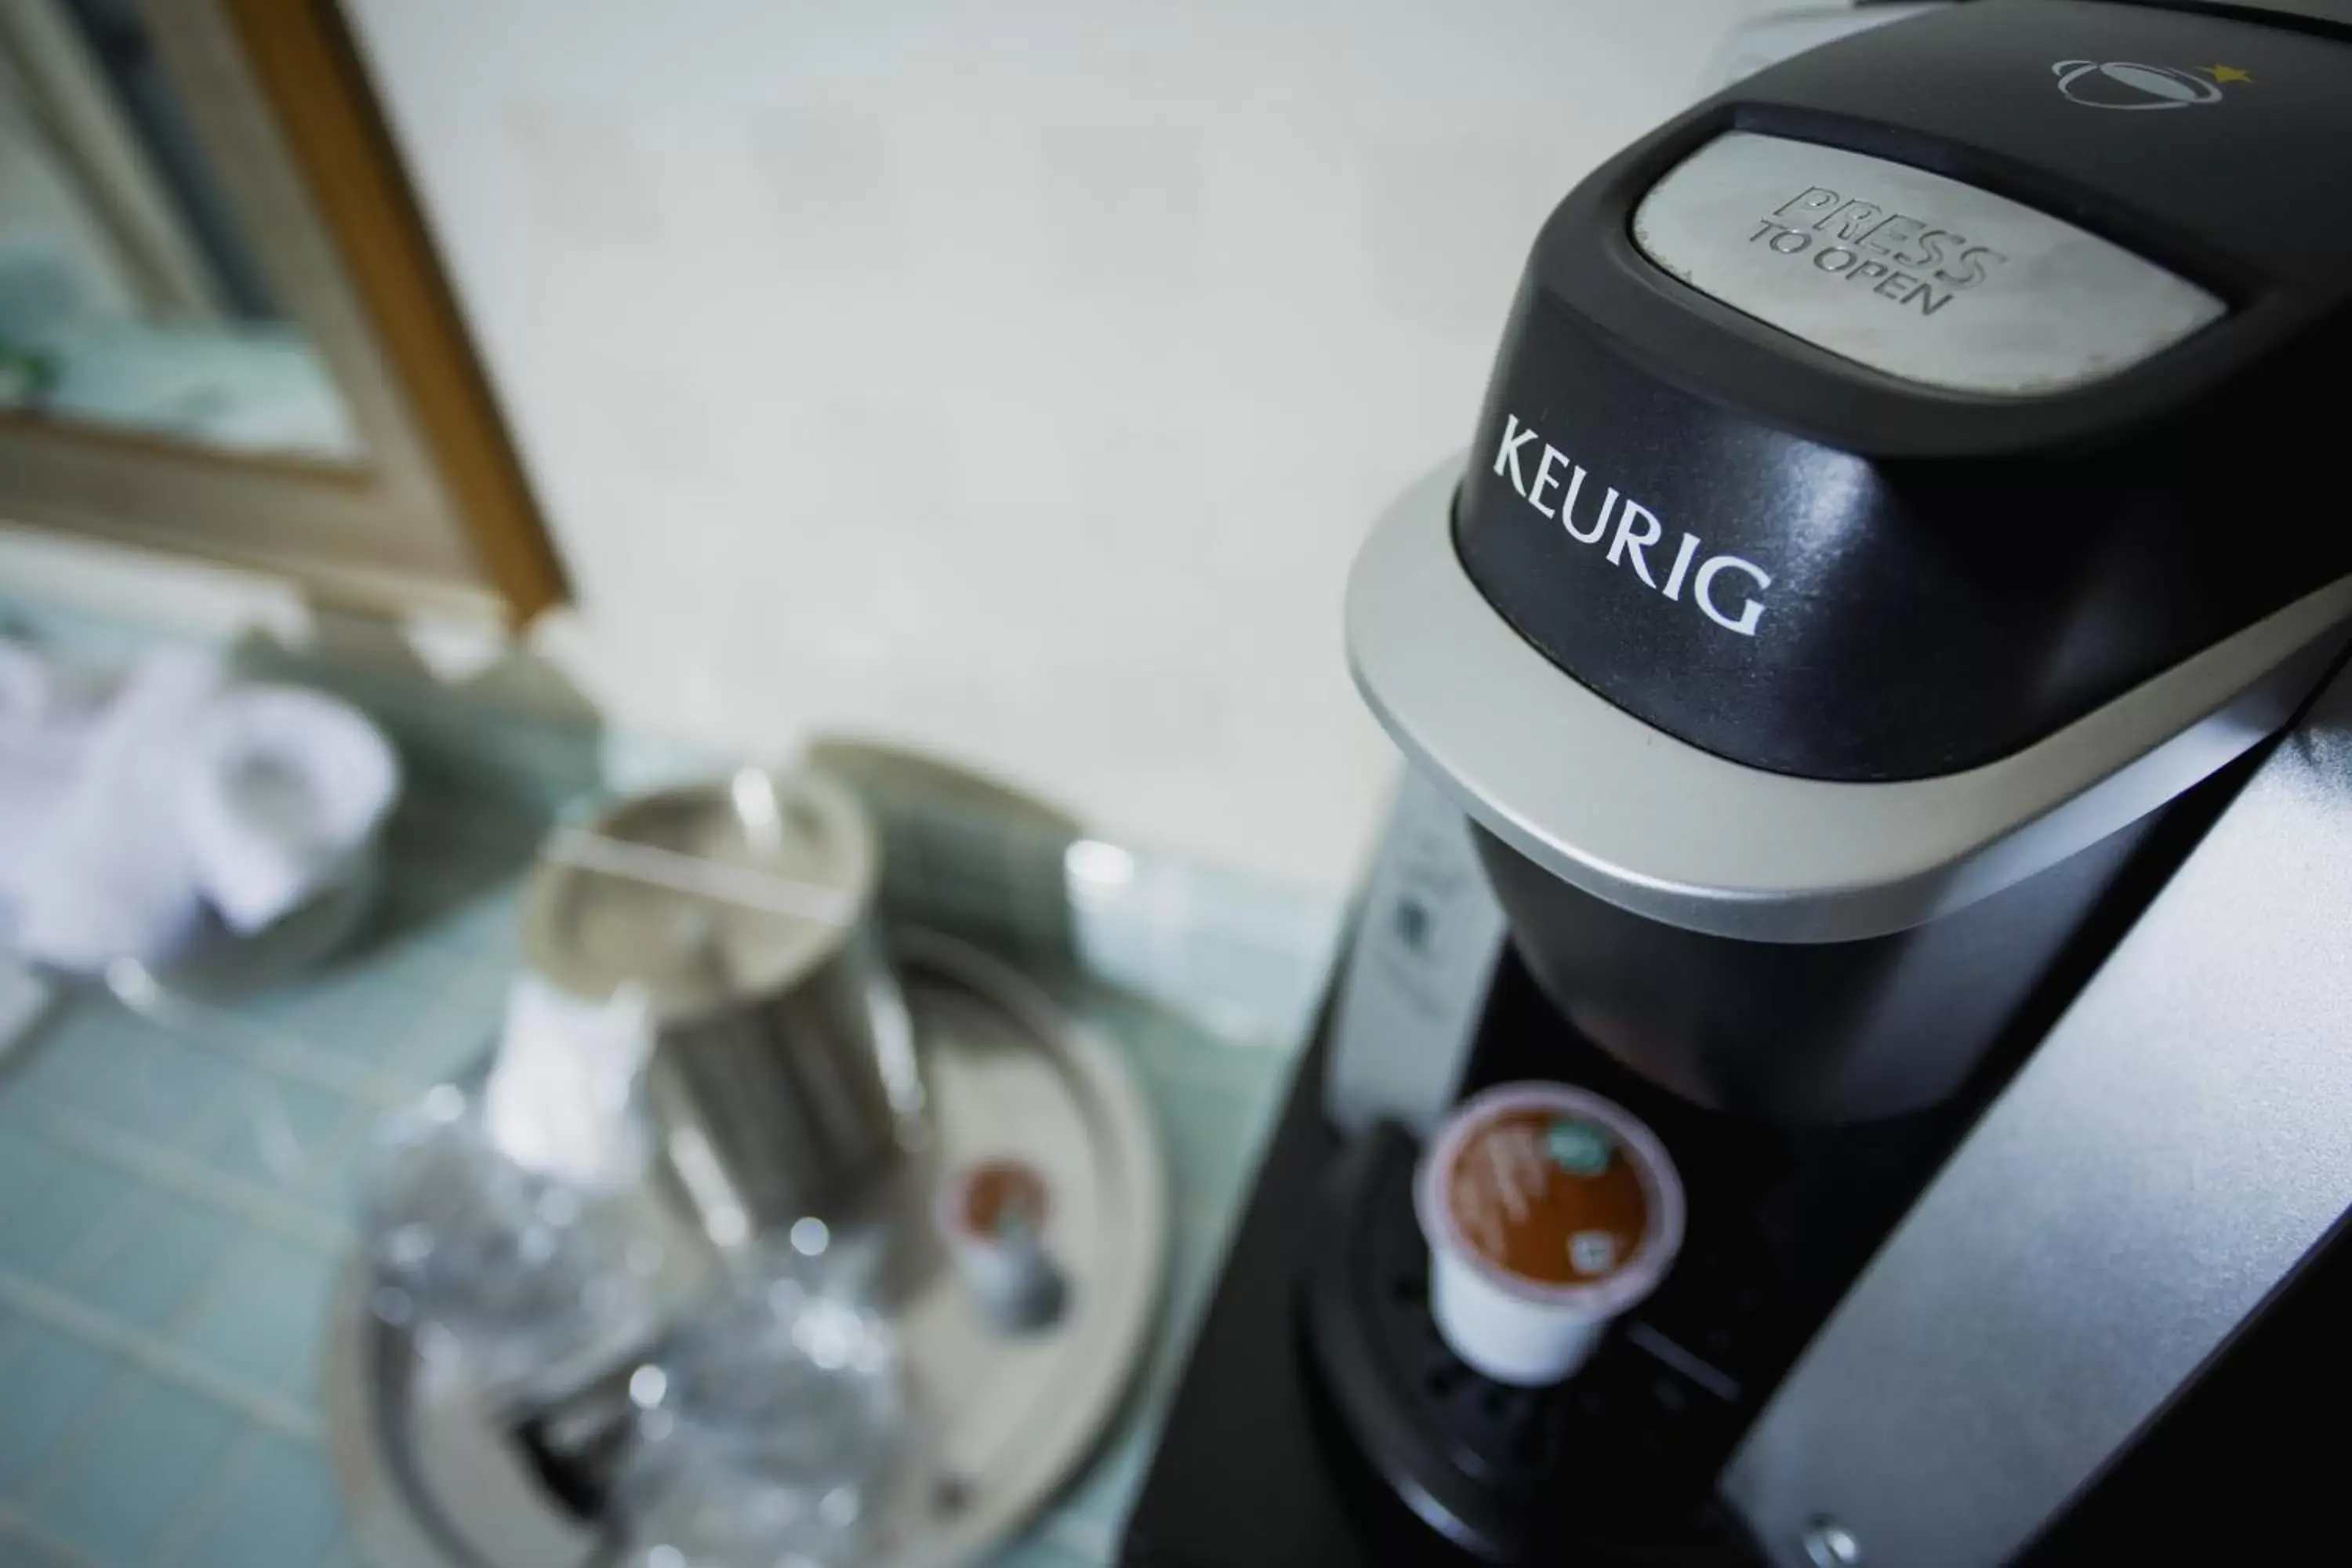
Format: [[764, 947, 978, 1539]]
[[1299, 1120, 1778, 1564], [1126, 946, 1995, 1567]]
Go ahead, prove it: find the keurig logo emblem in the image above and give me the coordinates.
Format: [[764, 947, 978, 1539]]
[[2052, 60, 2247, 111], [1745, 187, 2008, 318], [1490, 414, 1772, 637]]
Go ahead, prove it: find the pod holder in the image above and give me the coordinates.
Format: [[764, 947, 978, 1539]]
[[1298, 1120, 1788, 1564]]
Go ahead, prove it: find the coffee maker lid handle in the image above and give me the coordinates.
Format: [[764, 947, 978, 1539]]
[[1347, 457, 2352, 945]]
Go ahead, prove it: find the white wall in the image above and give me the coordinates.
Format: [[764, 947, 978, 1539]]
[[345, 0, 1777, 894]]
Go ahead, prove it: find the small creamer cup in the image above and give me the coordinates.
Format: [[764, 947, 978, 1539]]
[[935, 1157, 1065, 1331], [1415, 1081, 1685, 1387]]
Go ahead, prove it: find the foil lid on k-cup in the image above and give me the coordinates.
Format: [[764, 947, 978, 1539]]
[[936, 1156, 1065, 1331], [1416, 1082, 1685, 1384]]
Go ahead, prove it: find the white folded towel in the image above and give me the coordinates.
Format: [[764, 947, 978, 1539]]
[[0, 640, 96, 956], [176, 683, 401, 936], [9, 647, 221, 971], [1, 643, 401, 971], [0, 637, 110, 766], [0, 639, 56, 740]]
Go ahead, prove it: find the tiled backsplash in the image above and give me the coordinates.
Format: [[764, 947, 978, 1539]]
[[0, 839, 1312, 1567], [0, 593, 1341, 1566], [0, 808, 520, 1568]]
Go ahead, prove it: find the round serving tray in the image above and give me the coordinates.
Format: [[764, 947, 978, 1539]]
[[324, 930, 1167, 1567]]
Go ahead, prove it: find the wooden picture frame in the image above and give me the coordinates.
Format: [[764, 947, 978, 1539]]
[[0, 0, 565, 622]]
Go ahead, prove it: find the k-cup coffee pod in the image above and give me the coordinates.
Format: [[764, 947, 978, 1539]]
[[1415, 1081, 1684, 1386], [936, 1157, 1065, 1331]]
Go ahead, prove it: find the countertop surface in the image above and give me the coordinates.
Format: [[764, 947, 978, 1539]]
[[0, 605, 1342, 1568]]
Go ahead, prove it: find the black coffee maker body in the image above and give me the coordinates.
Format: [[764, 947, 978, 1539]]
[[1127, 3, 2352, 1565]]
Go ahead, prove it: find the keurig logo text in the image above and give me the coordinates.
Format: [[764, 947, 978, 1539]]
[[1490, 413, 1772, 637]]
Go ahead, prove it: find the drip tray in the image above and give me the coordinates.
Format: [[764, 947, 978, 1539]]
[[1298, 1120, 1782, 1564], [325, 932, 1168, 1568]]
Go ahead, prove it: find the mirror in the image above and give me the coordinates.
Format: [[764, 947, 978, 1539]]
[[0, 0, 565, 623], [0, 0, 358, 462]]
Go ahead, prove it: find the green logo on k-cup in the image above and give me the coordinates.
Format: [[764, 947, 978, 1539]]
[[1547, 1118, 1613, 1178]]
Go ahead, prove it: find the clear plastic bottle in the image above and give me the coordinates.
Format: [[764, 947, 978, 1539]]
[[615, 1258, 903, 1568], [361, 1082, 670, 1405]]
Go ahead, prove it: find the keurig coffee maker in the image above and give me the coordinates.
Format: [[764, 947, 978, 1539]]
[[1126, 2, 2352, 1564]]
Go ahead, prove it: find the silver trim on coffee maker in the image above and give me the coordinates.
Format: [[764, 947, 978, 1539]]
[[1723, 646, 2352, 1565], [1346, 459, 2352, 942]]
